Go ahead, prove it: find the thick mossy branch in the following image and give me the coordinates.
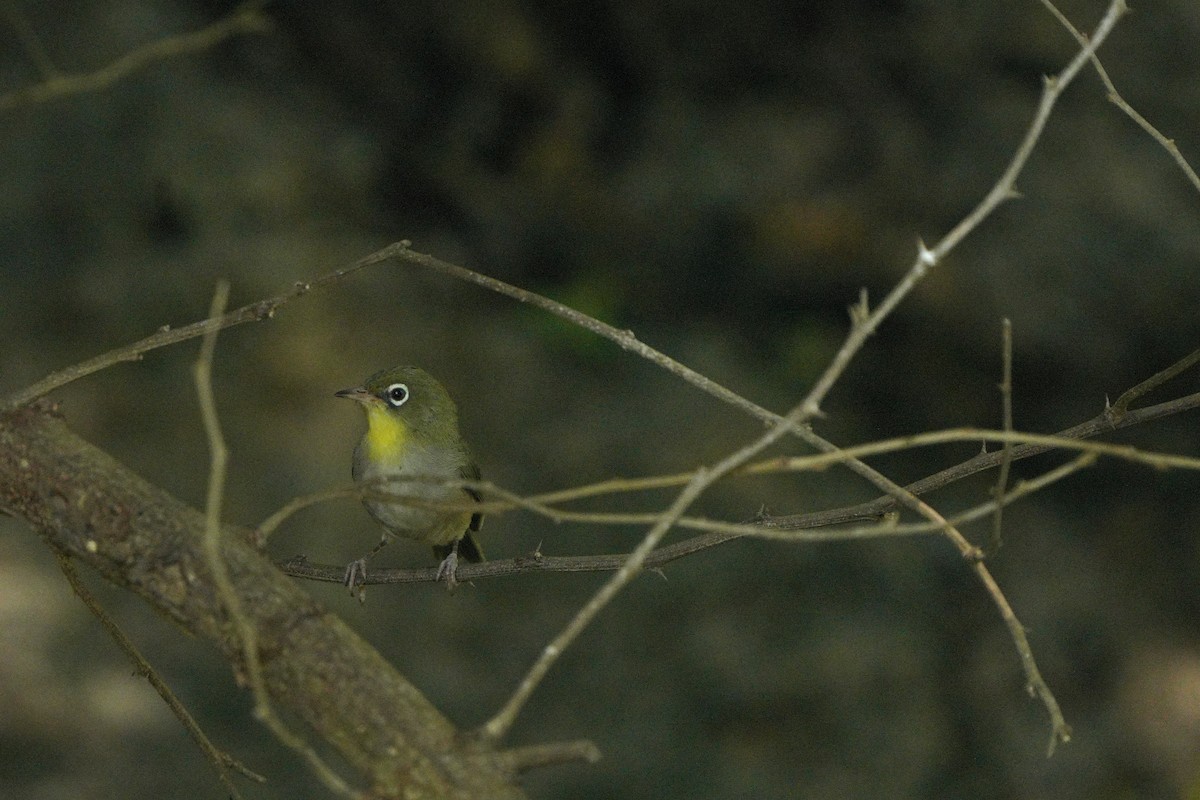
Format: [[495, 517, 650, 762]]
[[0, 401, 554, 799]]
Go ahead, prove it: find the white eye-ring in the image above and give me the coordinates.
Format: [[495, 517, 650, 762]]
[[385, 383, 409, 408]]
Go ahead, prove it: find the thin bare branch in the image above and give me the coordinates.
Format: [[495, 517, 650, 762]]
[[278, 438, 1104, 583], [480, 472, 714, 741], [1039, 0, 1200, 194], [1108, 347, 1200, 422], [194, 282, 358, 797], [477, 217, 951, 738], [931, 0, 1128, 261], [989, 319, 1015, 552], [254, 485, 363, 547], [481, 343, 859, 741], [2, 243, 387, 412], [276, 373, 1200, 589], [379, 242, 774, 426], [356, 2, 1128, 751], [0, 2, 271, 113], [759, 451, 1099, 544], [55, 552, 263, 796]]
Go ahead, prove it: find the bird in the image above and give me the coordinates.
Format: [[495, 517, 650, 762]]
[[336, 366, 483, 591]]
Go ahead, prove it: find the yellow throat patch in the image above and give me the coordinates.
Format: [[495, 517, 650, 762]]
[[364, 404, 410, 465]]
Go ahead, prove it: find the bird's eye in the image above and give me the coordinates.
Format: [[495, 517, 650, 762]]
[[385, 383, 409, 408]]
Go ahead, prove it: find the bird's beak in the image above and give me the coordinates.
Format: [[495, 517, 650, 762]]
[[335, 386, 374, 405]]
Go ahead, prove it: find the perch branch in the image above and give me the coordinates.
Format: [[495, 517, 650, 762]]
[[277, 383, 1200, 584]]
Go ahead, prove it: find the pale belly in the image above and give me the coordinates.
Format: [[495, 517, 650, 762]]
[[353, 442, 472, 547], [361, 490, 472, 546]]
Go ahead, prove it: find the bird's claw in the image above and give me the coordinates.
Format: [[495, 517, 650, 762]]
[[435, 550, 459, 590], [344, 558, 369, 600]]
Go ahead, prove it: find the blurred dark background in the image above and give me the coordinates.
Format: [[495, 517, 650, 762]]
[[2, 1, 1199, 798]]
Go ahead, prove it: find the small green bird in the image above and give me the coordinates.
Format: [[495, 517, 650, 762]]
[[336, 366, 483, 590]]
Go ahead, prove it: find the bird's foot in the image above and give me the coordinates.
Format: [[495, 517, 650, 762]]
[[343, 557, 369, 601], [435, 550, 460, 590]]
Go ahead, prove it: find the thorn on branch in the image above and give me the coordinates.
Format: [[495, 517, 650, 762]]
[[513, 547, 546, 569], [849, 288, 870, 327], [916, 239, 937, 271]]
